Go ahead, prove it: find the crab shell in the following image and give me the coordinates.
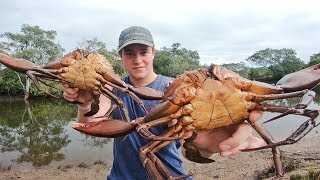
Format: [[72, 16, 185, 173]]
[[43, 49, 115, 90]]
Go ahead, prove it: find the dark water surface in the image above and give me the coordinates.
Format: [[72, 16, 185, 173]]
[[0, 94, 319, 170]]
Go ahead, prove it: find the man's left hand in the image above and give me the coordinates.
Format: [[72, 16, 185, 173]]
[[182, 110, 266, 158]]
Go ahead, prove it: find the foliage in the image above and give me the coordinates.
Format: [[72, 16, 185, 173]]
[[0, 68, 24, 95], [1, 25, 319, 96], [154, 43, 201, 77], [106, 49, 127, 77], [0, 24, 64, 65], [246, 48, 300, 67], [77, 38, 126, 76], [0, 24, 64, 98], [246, 48, 305, 80], [77, 37, 108, 54], [248, 66, 273, 81], [269, 58, 305, 80], [307, 52, 320, 67], [0, 68, 62, 96], [221, 62, 250, 78]]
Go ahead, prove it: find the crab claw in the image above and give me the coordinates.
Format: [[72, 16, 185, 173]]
[[276, 63, 320, 92], [0, 53, 36, 73], [71, 119, 140, 138]]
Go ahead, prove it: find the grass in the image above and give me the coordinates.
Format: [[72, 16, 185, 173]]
[[93, 160, 107, 165], [254, 157, 302, 179], [77, 162, 89, 168], [290, 168, 320, 180]]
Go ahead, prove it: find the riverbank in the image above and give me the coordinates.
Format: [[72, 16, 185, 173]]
[[1, 136, 319, 180]]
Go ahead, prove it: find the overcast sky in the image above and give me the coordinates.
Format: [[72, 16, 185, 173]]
[[1, 0, 320, 65]]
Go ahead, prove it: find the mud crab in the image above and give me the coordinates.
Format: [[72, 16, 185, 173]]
[[72, 63, 320, 179], [0, 49, 162, 123]]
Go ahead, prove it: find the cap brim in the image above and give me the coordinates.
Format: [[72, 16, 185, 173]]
[[118, 40, 154, 52]]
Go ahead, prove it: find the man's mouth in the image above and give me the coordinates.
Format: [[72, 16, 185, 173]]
[[133, 66, 144, 70]]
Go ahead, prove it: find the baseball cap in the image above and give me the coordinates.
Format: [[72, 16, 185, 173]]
[[118, 26, 154, 52]]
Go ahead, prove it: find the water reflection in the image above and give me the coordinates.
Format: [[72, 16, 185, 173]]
[[0, 89, 319, 169], [0, 98, 112, 169]]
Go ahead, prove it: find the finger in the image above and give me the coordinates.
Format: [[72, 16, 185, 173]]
[[63, 90, 77, 98], [219, 123, 252, 151], [64, 87, 79, 95], [220, 135, 266, 157], [62, 83, 69, 89], [182, 131, 193, 139], [63, 92, 77, 102], [63, 88, 79, 102], [221, 141, 250, 157], [249, 110, 264, 123], [246, 136, 267, 149], [220, 141, 248, 157]]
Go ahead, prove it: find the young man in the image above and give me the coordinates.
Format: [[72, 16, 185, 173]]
[[63, 26, 265, 179]]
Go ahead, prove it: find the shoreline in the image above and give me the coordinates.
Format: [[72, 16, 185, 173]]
[[1, 136, 319, 180]]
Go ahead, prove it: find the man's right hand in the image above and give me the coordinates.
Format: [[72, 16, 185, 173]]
[[62, 84, 94, 106], [62, 84, 112, 122]]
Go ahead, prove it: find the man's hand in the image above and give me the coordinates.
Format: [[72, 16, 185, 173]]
[[183, 110, 266, 158], [62, 84, 112, 122], [62, 84, 94, 106], [218, 110, 266, 157]]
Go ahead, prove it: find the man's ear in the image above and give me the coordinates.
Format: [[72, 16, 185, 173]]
[[152, 47, 157, 59], [152, 47, 157, 54], [118, 50, 122, 57]]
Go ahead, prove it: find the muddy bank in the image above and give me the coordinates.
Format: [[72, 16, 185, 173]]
[[1, 136, 319, 180]]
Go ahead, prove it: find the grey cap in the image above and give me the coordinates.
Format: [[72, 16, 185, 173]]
[[118, 26, 154, 52]]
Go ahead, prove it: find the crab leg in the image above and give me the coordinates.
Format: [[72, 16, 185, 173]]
[[137, 116, 176, 140], [99, 85, 131, 121], [295, 90, 316, 109], [137, 102, 192, 141], [253, 90, 316, 123], [243, 97, 319, 177], [247, 120, 284, 177], [246, 109, 320, 151], [98, 66, 163, 100], [104, 81, 149, 113], [250, 89, 307, 102], [140, 127, 192, 180]]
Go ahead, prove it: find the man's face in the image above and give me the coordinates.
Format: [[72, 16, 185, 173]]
[[120, 43, 156, 82]]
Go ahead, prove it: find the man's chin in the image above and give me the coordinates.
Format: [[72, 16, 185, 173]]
[[130, 73, 147, 80]]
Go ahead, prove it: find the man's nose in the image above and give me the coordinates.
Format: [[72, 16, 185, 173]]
[[133, 55, 142, 64]]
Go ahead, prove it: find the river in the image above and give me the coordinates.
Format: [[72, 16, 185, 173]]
[[0, 93, 319, 170]]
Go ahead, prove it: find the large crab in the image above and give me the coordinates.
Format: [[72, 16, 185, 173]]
[[0, 49, 162, 125], [72, 63, 320, 179]]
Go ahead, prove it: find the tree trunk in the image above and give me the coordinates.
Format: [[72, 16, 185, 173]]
[[16, 73, 30, 102], [24, 78, 31, 102]]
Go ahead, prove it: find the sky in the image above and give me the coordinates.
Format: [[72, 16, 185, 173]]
[[1, 0, 320, 65]]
